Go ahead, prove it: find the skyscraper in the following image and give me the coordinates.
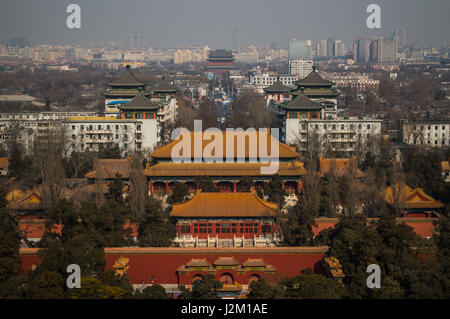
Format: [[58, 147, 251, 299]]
[[357, 37, 370, 63], [395, 27, 406, 49], [232, 27, 238, 51], [130, 31, 141, 49], [378, 37, 397, 62], [288, 39, 310, 60]]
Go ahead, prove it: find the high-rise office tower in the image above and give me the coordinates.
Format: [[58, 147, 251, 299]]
[[288, 39, 310, 60], [334, 40, 345, 57], [378, 36, 397, 62], [357, 37, 370, 63], [370, 38, 379, 62], [395, 27, 406, 49], [316, 39, 328, 57], [232, 27, 238, 51], [130, 32, 141, 49]]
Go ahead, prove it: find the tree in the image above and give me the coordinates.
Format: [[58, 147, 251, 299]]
[[282, 195, 317, 246], [194, 176, 218, 192], [128, 154, 148, 219], [179, 274, 223, 299], [0, 185, 23, 298], [70, 277, 129, 299], [134, 284, 171, 299], [107, 173, 124, 203], [168, 182, 189, 204], [237, 176, 254, 192], [138, 197, 176, 247], [247, 279, 285, 299], [281, 269, 346, 299]]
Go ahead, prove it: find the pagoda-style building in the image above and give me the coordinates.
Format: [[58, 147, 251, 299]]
[[263, 80, 293, 106], [117, 92, 160, 149], [206, 50, 235, 75], [144, 131, 306, 195], [150, 80, 177, 102], [170, 192, 282, 248], [290, 66, 339, 118], [384, 183, 444, 217], [103, 65, 149, 116]]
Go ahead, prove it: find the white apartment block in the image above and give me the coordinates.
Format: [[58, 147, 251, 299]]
[[288, 59, 314, 79], [323, 73, 380, 93], [403, 121, 450, 147], [0, 111, 99, 155], [285, 117, 382, 153], [65, 117, 153, 155], [249, 74, 298, 94]]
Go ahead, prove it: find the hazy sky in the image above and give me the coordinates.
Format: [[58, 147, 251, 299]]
[[0, 0, 449, 48]]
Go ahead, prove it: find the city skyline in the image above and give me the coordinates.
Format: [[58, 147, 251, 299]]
[[0, 0, 449, 49]]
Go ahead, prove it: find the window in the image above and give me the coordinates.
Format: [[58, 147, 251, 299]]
[[217, 223, 232, 233], [72, 125, 75, 130], [367, 124, 371, 129], [193, 223, 211, 234], [240, 223, 258, 234], [180, 225, 190, 234], [261, 224, 271, 233]]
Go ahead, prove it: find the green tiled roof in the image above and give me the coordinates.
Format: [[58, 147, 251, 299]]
[[295, 68, 334, 87], [119, 93, 161, 110], [281, 92, 323, 110], [263, 81, 292, 93], [108, 66, 146, 87], [152, 80, 177, 93]]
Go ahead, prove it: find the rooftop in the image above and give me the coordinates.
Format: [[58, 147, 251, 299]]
[[108, 66, 146, 87], [149, 131, 300, 159], [170, 192, 278, 218]]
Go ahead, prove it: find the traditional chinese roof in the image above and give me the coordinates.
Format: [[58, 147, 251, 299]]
[[108, 66, 146, 87], [294, 67, 335, 87], [186, 258, 211, 267], [7, 189, 43, 210], [384, 183, 445, 209], [149, 131, 300, 160], [281, 92, 323, 110], [263, 81, 292, 93], [85, 158, 131, 179], [152, 80, 177, 93], [319, 156, 365, 178], [170, 192, 278, 218], [119, 92, 160, 111], [214, 257, 239, 266], [104, 88, 148, 98], [0, 157, 8, 169], [144, 160, 306, 177], [242, 258, 266, 267]]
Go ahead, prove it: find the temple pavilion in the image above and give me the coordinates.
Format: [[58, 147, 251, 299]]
[[144, 131, 306, 195], [384, 183, 444, 217], [290, 66, 339, 118], [170, 191, 282, 248], [103, 65, 149, 116]]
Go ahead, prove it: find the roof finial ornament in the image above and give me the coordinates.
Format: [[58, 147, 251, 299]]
[[126, 64, 131, 70], [312, 65, 316, 71]]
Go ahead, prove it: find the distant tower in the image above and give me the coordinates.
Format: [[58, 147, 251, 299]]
[[395, 27, 406, 48], [232, 27, 238, 51], [130, 31, 141, 49]]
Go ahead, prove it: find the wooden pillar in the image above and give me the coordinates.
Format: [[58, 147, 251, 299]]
[[297, 180, 302, 193], [281, 180, 285, 189], [165, 181, 169, 195], [233, 181, 237, 193], [149, 181, 153, 195]]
